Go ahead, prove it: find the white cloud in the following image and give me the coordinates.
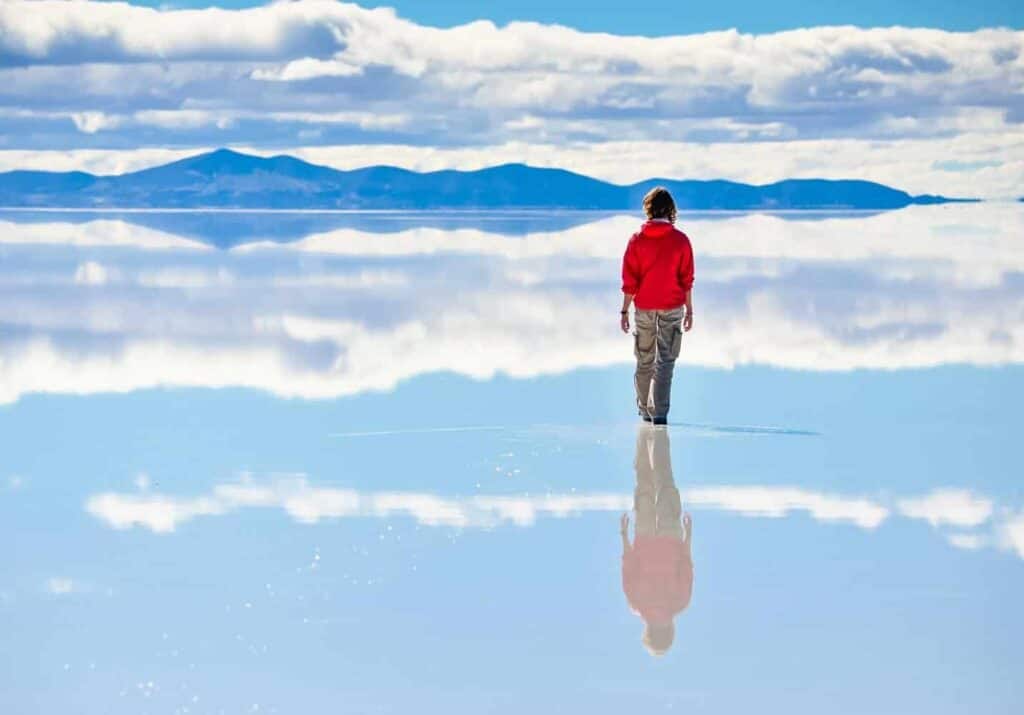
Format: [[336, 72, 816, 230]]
[[85, 475, 899, 532], [82, 473, 1024, 564], [686, 486, 889, 529], [0, 219, 208, 251], [84, 478, 633, 532], [85, 493, 227, 533], [0, 148, 205, 176], [81, 473, 1024, 565], [0, 2, 1021, 196], [998, 512, 1024, 559], [251, 57, 364, 81], [136, 267, 234, 289], [5, 3, 1018, 108], [46, 577, 76, 595], [133, 109, 233, 131], [947, 533, 987, 551], [0, 1, 356, 63], [73, 261, 111, 286], [270, 270, 407, 289], [897, 489, 994, 528], [0, 204, 1023, 404], [70, 111, 121, 134]]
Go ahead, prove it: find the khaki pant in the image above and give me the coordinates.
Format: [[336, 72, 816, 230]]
[[634, 425, 684, 539], [633, 306, 684, 420]]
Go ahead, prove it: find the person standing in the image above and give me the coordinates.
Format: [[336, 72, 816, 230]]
[[620, 187, 695, 424]]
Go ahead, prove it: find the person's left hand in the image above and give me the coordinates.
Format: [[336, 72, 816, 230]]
[[620, 311, 630, 333], [620, 512, 630, 535], [683, 308, 694, 332]]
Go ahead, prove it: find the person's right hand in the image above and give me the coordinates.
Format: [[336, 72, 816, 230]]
[[620, 512, 630, 535], [620, 312, 630, 333], [683, 308, 693, 332]]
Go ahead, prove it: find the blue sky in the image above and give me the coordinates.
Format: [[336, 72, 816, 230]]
[[114, 0, 1024, 34], [1, 1, 1022, 196]]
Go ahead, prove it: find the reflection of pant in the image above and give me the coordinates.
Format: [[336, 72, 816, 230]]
[[634, 426, 683, 539], [633, 307, 684, 420]]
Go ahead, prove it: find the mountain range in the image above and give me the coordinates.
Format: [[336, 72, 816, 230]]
[[0, 148, 965, 210]]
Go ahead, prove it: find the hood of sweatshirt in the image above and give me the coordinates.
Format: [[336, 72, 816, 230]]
[[638, 219, 676, 237]]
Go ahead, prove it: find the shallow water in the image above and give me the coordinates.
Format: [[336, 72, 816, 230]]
[[1, 205, 1021, 713]]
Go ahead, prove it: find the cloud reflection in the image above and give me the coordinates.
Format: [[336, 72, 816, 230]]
[[83, 474, 1021, 559], [1, 204, 1023, 404], [897, 489, 994, 528], [85, 478, 633, 532]]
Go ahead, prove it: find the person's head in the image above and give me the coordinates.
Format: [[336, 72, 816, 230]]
[[642, 620, 676, 656], [642, 186, 677, 224]]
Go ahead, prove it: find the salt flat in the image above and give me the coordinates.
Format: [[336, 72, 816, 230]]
[[0, 206, 1020, 714]]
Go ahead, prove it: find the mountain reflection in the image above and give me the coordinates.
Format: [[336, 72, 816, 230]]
[[0, 204, 1022, 404], [621, 426, 694, 656]]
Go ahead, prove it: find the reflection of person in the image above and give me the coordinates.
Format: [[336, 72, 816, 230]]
[[619, 186, 695, 425], [621, 425, 693, 656]]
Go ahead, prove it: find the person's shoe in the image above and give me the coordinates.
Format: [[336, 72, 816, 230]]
[[640, 414, 652, 423], [651, 416, 668, 425]]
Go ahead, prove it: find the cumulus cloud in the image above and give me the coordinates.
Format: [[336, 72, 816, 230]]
[[897, 489, 994, 528], [0, 1, 1021, 195], [998, 512, 1024, 559], [84, 477, 632, 532], [85, 492, 227, 533], [251, 57, 364, 82], [0, 1, 355, 64], [80, 473, 1024, 563], [686, 486, 889, 529], [85, 474, 900, 532]]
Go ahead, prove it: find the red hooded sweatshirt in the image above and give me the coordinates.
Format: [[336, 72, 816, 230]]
[[622, 536, 693, 625], [621, 219, 695, 311]]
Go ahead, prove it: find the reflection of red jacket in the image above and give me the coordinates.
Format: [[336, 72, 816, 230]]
[[622, 536, 693, 625], [621, 219, 695, 310]]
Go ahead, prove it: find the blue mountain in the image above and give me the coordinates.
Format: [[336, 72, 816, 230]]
[[0, 148, 969, 210]]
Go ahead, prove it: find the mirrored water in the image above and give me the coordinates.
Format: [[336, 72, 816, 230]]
[[1, 204, 1021, 713]]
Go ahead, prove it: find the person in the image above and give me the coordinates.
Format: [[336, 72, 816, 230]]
[[620, 425, 693, 656], [620, 187, 695, 425]]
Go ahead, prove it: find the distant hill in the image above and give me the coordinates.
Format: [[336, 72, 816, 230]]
[[0, 148, 970, 210]]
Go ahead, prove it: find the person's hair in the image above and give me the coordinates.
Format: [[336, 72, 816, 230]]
[[642, 621, 675, 656], [642, 186, 677, 224]]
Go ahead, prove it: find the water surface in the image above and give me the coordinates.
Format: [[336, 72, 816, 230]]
[[1, 205, 1021, 713]]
